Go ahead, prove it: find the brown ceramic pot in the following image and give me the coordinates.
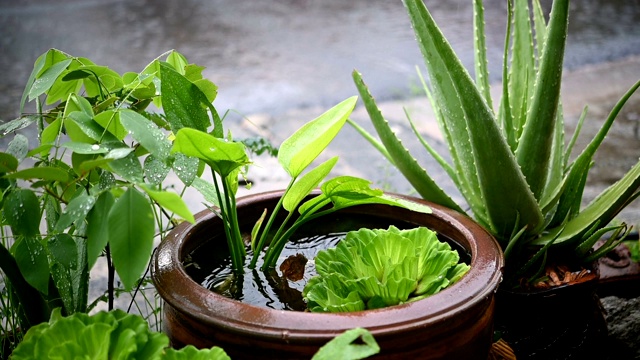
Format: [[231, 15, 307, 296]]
[[151, 191, 503, 359]]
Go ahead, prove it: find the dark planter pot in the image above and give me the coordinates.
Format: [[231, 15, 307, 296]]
[[494, 263, 607, 360], [151, 191, 504, 359]]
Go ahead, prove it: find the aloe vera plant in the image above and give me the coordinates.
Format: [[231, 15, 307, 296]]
[[303, 226, 469, 312], [350, 0, 640, 285]]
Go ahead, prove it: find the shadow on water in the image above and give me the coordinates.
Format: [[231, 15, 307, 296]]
[[1, 0, 639, 122]]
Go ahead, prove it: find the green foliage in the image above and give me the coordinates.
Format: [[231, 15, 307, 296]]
[[303, 226, 469, 312], [10, 308, 230, 360], [312, 328, 380, 360], [0, 49, 221, 340], [351, 0, 640, 285]]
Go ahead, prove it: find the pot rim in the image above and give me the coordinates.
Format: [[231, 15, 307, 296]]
[[152, 190, 504, 339]]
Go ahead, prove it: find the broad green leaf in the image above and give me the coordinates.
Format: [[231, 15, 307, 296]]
[[41, 117, 63, 147], [172, 153, 199, 186], [108, 188, 155, 291], [191, 177, 220, 206], [76, 65, 124, 97], [21, 50, 50, 112], [352, 72, 463, 212], [108, 152, 144, 183], [0, 152, 19, 172], [163, 345, 231, 360], [166, 51, 188, 74], [278, 96, 356, 178], [144, 155, 171, 185], [14, 237, 49, 295], [0, 115, 37, 137], [312, 328, 380, 360], [171, 128, 250, 177], [140, 184, 195, 224], [86, 191, 115, 269], [120, 109, 172, 160], [159, 62, 210, 132], [55, 192, 96, 231], [7, 133, 29, 162], [193, 78, 218, 104], [283, 156, 338, 212], [4, 189, 41, 237], [66, 112, 119, 143], [515, 0, 569, 200], [5, 167, 70, 183], [48, 234, 79, 313], [94, 110, 127, 140], [28, 59, 72, 101], [62, 141, 109, 154]]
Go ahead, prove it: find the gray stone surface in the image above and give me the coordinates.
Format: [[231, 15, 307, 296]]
[[602, 296, 640, 359]]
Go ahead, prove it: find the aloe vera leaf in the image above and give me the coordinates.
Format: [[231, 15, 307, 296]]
[[346, 119, 394, 164], [532, 0, 547, 58], [515, 0, 569, 200], [508, 0, 536, 142], [552, 80, 640, 226], [534, 160, 640, 246], [404, 108, 456, 182], [498, 1, 516, 150], [419, 69, 488, 222], [472, 0, 493, 110], [404, 0, 543, 240], [352, 71, 462, 213], [564, 106, 588, 167], [540, 104, 566, 210]]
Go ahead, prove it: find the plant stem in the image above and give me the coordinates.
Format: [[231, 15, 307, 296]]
[[248, 179, 296, 269], [106, 244, 114, 311]]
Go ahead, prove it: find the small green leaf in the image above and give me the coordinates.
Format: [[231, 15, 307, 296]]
[[172, 153, 199, 186], [312, 328, 379, 360], [94, 110, 127, 140], [120, 109, 172, 160], [144, 155, 171, 185], [4, 189, 41, 237], [283, 157, 338, 212], [14, 237, 49, 295], [108, 152, 144, 183], [108, 188, 155, 291], [86, 191, 115, 269], [160, 62, 210, 132], [28, 59, 73, 101], [47, 235, 79, 301], [55, 192, 96, 231], [62, 141, 109, 154], [0, 153, 19, 172], [7, 134, 29, 162], [140, 185, 195, 224], [171, 128, 250, 177], [278, 97, 356, 178], [5, 167, 70, 183]]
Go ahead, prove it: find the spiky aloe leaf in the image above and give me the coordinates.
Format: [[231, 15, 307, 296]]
[[472, 0, 493, 109], [352, 71, 462, 212], [404, 0, 543, 241], [515, 0, 569, 200]]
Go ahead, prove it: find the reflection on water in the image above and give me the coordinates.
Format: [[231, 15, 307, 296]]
[[1, 0, 639, 121]]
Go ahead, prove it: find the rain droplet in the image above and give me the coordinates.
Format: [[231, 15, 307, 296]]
[[91, 144, 100, 150]]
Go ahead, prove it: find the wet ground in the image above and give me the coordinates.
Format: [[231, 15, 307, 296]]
[[1, 0, 640, 121]]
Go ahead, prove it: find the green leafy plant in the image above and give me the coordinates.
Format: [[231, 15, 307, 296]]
[[9, 308, 230, 360], [0, 49, 232, 345], [172, 97, 432, 273], [349, 0, 640, 286], [303, 226, 469, 312]]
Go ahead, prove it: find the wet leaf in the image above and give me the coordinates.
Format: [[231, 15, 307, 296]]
[[7, 134, 29, 162], [108, 188, 154, 291], [120, 109, 172, 160], [14, 237, 49, 295], [143, 155, 170, 185], [55, 192, 97, 231], [172, 153, 199, 186], [4, 189, 41, 237], [86, 192, 115, 269]]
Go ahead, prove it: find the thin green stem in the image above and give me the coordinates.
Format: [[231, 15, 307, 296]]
[[248, 178, 296, 269]]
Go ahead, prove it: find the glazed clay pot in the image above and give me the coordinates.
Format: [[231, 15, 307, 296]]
[[151, 191, 503, 359]]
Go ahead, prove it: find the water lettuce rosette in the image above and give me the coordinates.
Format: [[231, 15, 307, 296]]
[[303, 226, 470, 312]]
